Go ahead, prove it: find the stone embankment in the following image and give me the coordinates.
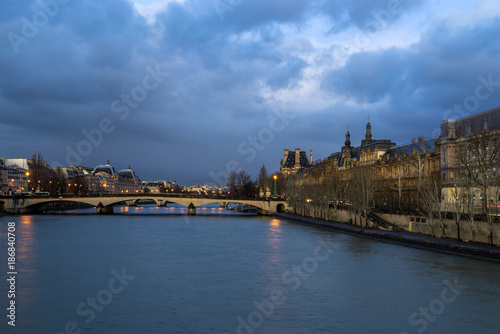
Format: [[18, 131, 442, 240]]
[[275, 213, 500, 262]]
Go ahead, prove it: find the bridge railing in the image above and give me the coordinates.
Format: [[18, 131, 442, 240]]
[[0, 193, 287, 201]]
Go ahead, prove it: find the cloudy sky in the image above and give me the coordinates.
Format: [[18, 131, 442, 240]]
[[1, 0, 500, 185]]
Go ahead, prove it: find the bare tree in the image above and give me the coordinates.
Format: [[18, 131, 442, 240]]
[[409, 137, 429, 210], [287, 173, 304, 214], [456, 139, 480, 241], [458, 129, 500, 244], [257, 164, 269, 197], [307, 169, 326, 218], [227, 171, 238, 198], [237, 170, 255, 198], [390, 148, 413, 211], [323, 162, 342, 213], [447, 184, 465, 241], [420, 174, 445, 237], [226, 170, 255, 198], [347, 165, 376, 227], [29, 152, 50, 192]]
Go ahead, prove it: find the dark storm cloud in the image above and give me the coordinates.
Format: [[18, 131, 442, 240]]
[[1, 0, 499, 184], [317, 0, 424, 31], [216, 0, 311, 28], [322, 48, 407, 103], [321, 15, 500, 142]]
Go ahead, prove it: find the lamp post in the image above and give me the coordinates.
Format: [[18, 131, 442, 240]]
[[273, 175, 277, 196], [25, 172, 30, 193]]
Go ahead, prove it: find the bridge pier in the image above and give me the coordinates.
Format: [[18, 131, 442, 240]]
[[126, 200, 137, 207], [257, 208, 271, 215], [96, 205, 114, 215], [156, 200, 168, 207], [1, 199, 42, 214], [187, 203, 196, 215]]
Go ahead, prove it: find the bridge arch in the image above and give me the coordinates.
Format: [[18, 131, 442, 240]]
[[276, 203, 285, 213], [1, 196, 289, 215]]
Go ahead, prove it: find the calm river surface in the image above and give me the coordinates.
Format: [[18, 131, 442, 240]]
[[0, 204, 499, 334]]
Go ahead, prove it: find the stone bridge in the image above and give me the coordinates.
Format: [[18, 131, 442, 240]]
[[0, 195, 289, 215]]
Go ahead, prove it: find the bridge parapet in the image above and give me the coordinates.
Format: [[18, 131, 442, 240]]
[[0, 196, 289, 215]]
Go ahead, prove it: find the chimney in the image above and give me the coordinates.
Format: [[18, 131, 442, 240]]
[[284, 149, 289, 163], [295, 148, 300, 167], [310, 149, 313, 165]]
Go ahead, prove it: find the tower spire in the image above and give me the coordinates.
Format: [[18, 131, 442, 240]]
[[365, 116, 372, 141], [345, 125, 351, 147]]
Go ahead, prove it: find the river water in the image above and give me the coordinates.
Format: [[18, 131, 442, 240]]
[[0, 204, 499, 334]]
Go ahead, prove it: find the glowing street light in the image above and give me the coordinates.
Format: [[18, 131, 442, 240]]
[[273, 175, 277, 196], [25, 172, 30, 193]]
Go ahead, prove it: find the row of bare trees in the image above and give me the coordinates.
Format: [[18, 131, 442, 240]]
[[227, 170, 256, 198], [282, 129, 500, 244], [14, 152, 100, 196], [25, 152, 71, 195], [445, 129, 500, 243]]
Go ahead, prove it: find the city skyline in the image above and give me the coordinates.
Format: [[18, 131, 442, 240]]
[[2, 0, 500, 185]]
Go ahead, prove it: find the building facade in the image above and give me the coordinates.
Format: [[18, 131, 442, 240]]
[[440, 106, 500, 184], [329, 122, 396, 169], [280, 148, 313, 175], [285, 120, 440, 211], [92, 161, 141, 194], [0, 157, 29, 194], [440, 107, 500, 211]]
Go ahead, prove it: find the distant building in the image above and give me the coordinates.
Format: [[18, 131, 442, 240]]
[[440, 106, 500, 184], [4, 158, 30, 170], [142, 180, 175, 193], [280, 148, 313, 175], [376, 136, 441, 209], [0, 157, 29, 194], [92, 160, 117, 178], [329, 122, 396, 169], [285, 120, 441, 210], [187, 181, 225, 194], [54, 165, 96, 194], [91, 161, 141, 194]]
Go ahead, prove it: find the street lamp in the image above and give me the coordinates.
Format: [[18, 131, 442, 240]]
[[273, 175, 277, 196], [25, 172, 30, 193]]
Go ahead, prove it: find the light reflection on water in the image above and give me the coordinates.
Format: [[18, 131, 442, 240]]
[[0, 209, 499, 334]]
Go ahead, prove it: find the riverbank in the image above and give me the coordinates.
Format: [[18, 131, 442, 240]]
[[275, 213, 500, 262]]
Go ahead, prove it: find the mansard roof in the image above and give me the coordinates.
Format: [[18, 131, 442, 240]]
[[329, 138, 396, 167], [441, 106, 500, 138], [283, 150, 311, 169], [381, 136, 439, 162], [92, 161, 116, 177], [118, 169, 137, 179]]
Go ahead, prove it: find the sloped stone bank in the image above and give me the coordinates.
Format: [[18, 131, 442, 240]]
[[275, 213, 500, 262]]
